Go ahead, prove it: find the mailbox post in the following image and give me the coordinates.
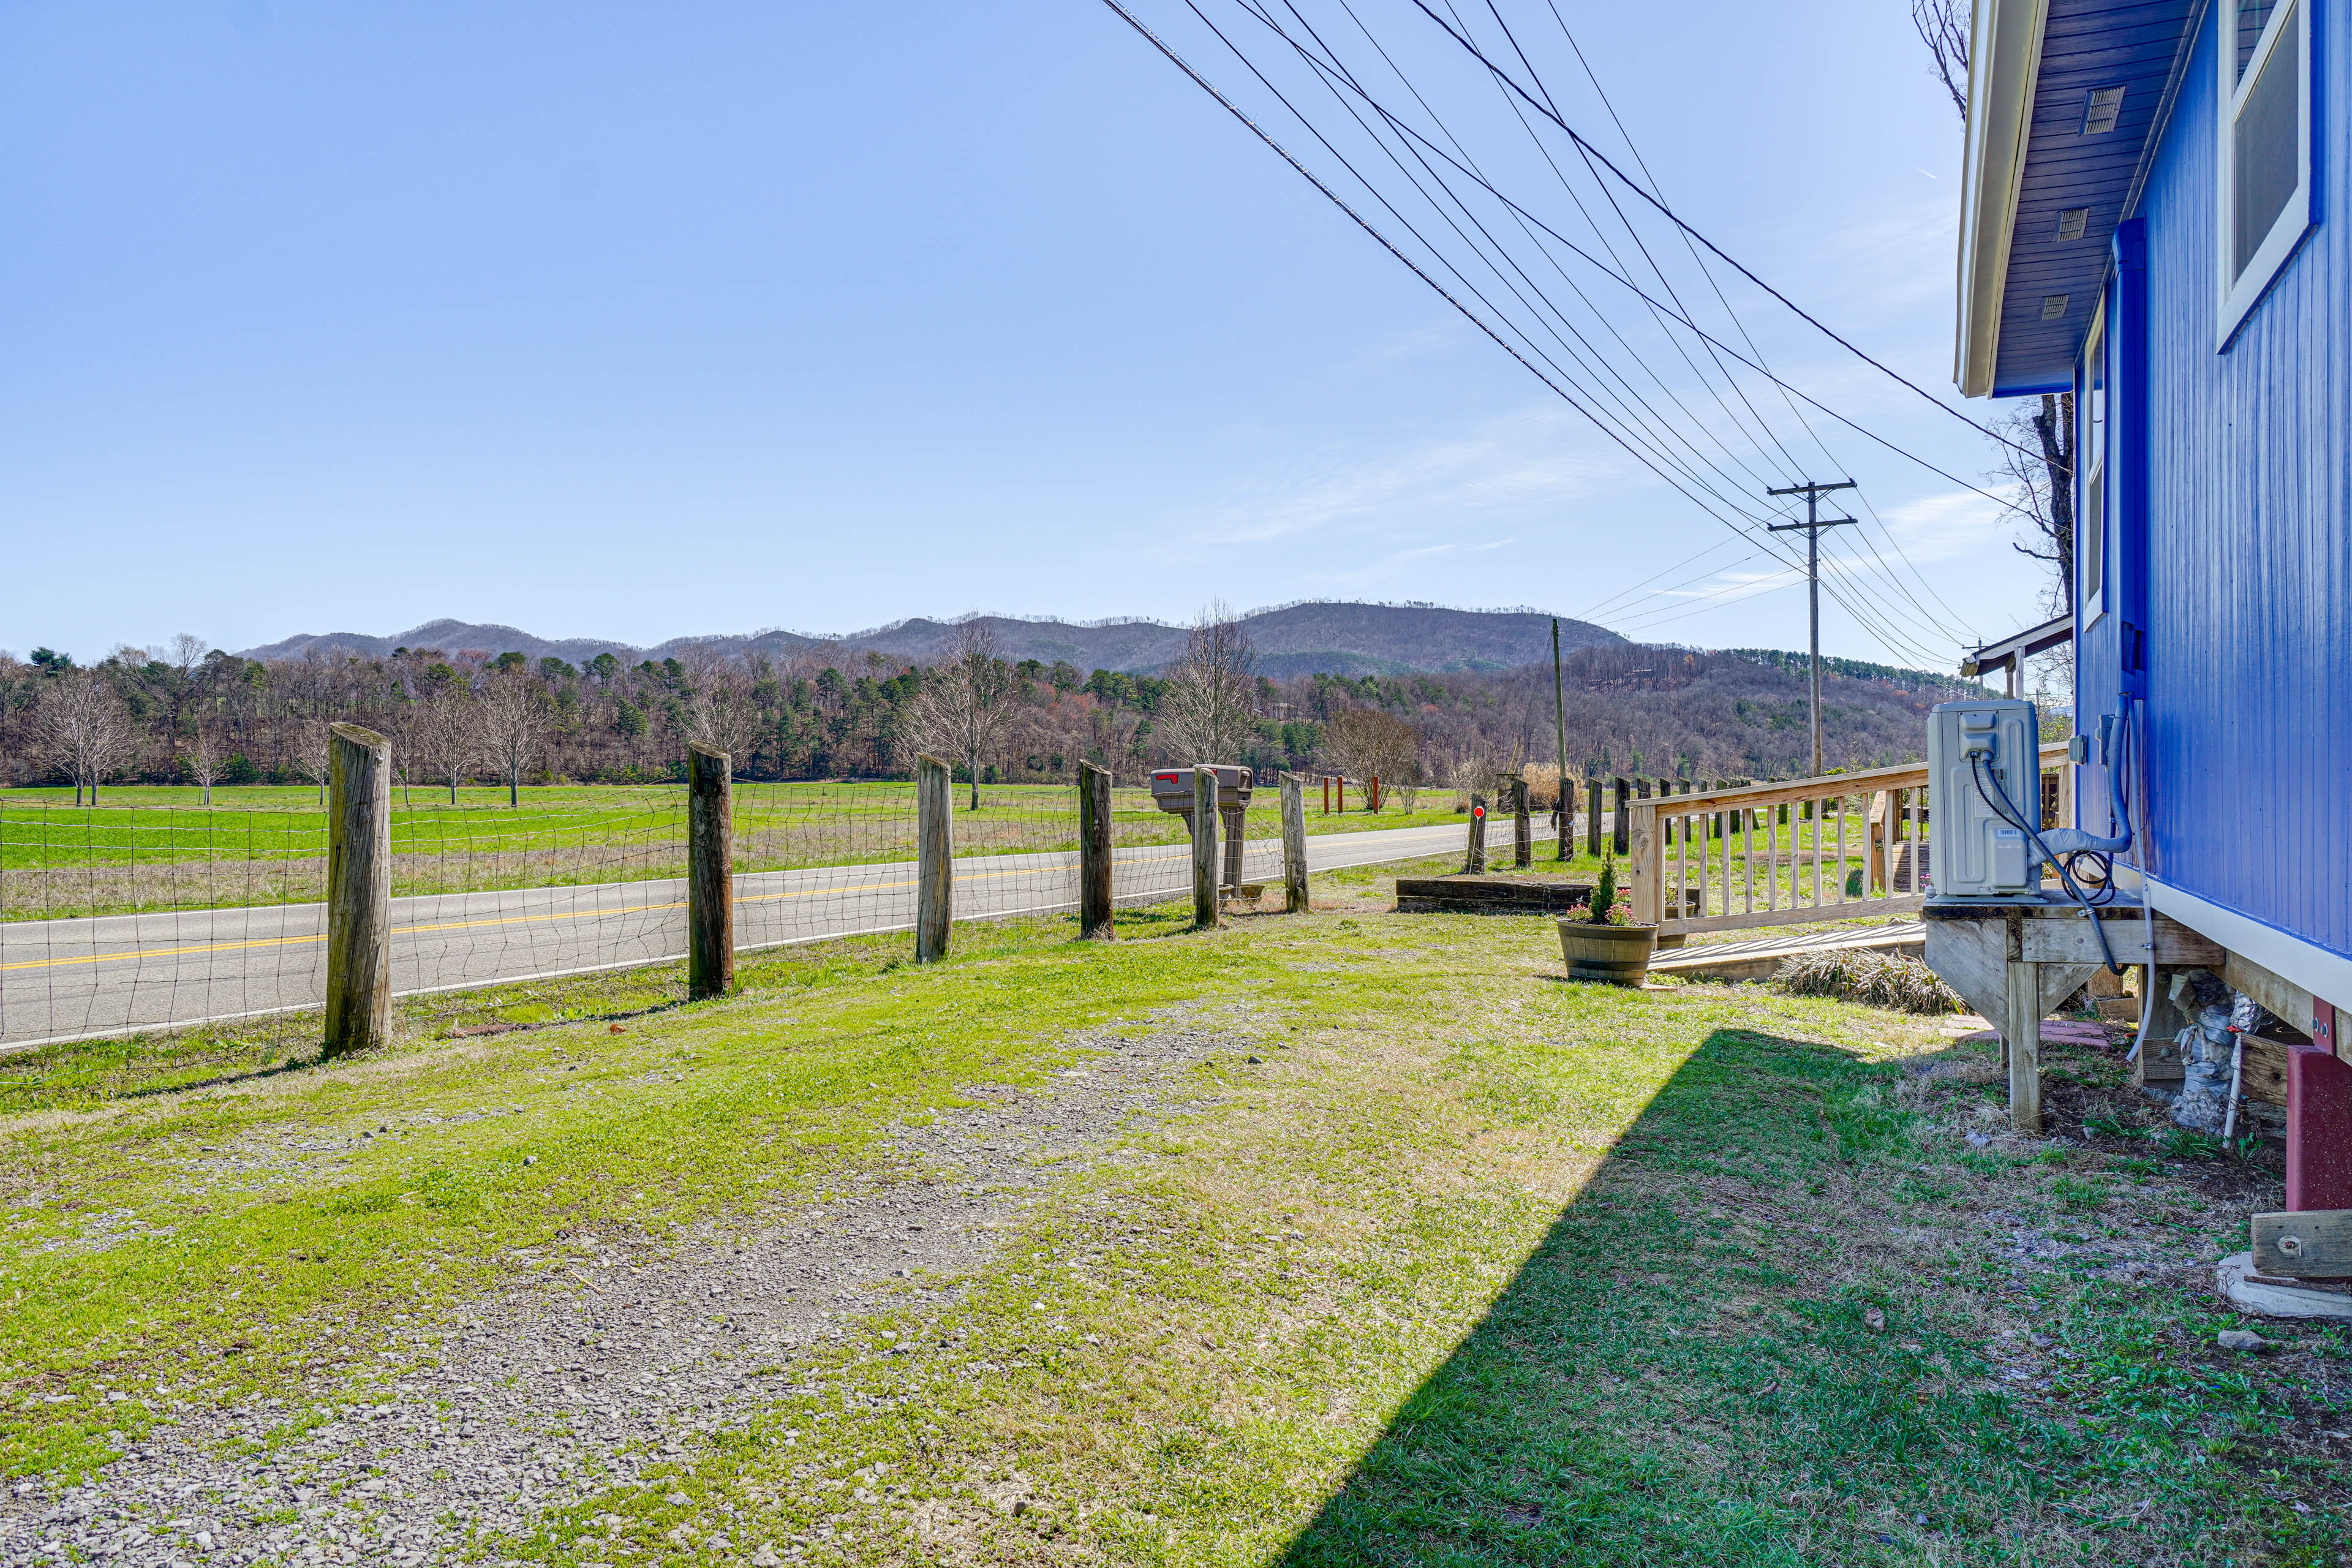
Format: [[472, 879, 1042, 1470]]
[[1149, 764, 1255, 911]]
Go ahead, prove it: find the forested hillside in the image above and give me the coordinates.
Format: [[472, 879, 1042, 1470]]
[[1, 631, 1976, 793]]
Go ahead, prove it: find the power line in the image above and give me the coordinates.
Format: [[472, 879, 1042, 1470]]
[[1202, 2, 2043, 524], [1400, 0, 2045, 462], [1104, 0, 1980, 670]]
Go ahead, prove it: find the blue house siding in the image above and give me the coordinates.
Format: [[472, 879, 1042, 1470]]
[[2096, 0, 2352, 967]]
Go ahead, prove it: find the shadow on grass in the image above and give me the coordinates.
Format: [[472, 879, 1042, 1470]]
[[1273, 1025, 2309, 1567]]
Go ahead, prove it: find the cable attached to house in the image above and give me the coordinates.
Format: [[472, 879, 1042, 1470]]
[[1966, 704, 2139, 976]]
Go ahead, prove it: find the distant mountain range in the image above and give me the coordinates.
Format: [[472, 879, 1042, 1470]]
[[235, 602, 1627, 677]]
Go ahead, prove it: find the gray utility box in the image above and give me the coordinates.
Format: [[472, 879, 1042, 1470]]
[[1150, 766, 1254, 894]]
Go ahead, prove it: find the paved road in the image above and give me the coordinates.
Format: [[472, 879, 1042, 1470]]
[[1, 818, 1553, 1049]]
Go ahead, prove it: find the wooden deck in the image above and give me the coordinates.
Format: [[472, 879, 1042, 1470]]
[[1648, 921, 1926, 984]]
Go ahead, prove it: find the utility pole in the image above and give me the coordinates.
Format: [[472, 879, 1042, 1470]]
[[1766, 479, 1858, 777], [1551, 617, 1569, 861]]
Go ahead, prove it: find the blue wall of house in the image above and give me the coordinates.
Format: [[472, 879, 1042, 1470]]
[[2086, 0, 2352, 961]]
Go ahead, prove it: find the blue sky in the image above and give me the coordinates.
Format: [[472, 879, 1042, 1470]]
[[2, 2, 2050, 668]]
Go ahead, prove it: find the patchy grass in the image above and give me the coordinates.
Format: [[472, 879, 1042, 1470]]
[[3, 878, 2342, 1566]]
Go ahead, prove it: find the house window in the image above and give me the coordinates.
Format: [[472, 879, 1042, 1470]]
[[2218, 0, 2312, 340], [2080, 317, 2108, 619]]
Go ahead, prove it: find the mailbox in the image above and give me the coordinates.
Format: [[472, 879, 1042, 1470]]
[[1150, 765, 1254, 900], [1148, 765, 1254, 818]]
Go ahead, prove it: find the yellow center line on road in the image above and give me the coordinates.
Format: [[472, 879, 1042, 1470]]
[[0, 848, 1201, 974]]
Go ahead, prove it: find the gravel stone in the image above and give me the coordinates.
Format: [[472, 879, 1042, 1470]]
[[0, 1019, 1240, 1567]]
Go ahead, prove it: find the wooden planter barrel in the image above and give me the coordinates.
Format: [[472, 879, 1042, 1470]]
[[1558, 919, 1659, 987]]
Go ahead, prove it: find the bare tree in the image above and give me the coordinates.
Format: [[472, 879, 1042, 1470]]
[[295, 719, 337, 806], [1912, 0, 1969, 118], [1156, 601, 1259, 766], [904, 620, 1017, 809], [677, 652, 764, 767], [1319, 706, 1419, 808], [409, 681, 479, 804], [188, 716, 224, 806], [475, 671, 551, 806], [1989, 396, 2078, 615], [40, 668, 136, 805]]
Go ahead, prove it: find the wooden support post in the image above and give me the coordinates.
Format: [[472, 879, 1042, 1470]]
[[1627, 799, 1662, 926], [1556, 775, 1575, 862], [1586, 774, 1602, 858], [687, 743, 734, 999], [1464, 793, 1488, 873], [2005, 954, 2043, 1133], [1077, 760, 1114, 940], [323, 722, 392, 1058], [916, 753, 952, 962], [1191, 764, 1220, 929], [1612, 777, 1630, 855], [1281, 771, 1309, 913], [1512, 777, 1531, 867]]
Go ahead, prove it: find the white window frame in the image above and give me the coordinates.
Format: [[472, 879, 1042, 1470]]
[[2079, 311, 2109, 626], [2217, 0, 2313, 344]]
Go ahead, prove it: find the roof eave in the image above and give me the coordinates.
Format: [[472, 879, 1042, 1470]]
[[1955, 0, 2052, 399]]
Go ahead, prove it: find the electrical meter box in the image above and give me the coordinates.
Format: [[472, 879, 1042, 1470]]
[[1926, 698, 2041, 899]]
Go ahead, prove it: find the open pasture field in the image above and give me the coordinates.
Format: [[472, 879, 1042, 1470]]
[[0, 784, 1473, 923], [0, 858, 2340, 1566]]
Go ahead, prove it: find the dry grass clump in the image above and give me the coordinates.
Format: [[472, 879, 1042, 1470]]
[[1770, 948, 1962, 1014]]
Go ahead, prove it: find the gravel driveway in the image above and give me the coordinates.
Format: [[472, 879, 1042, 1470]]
[[2, 1017, 1241, 1567]]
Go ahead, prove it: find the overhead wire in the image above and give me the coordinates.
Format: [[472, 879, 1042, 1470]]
[[1202, 1, 2042, 532], [1400, 0, 2047, 462], [1106, 0, 1981, 668], [1186, 0, 1981, 661], [1242, 0, 1806, 505], [1090, 0, 1839, 603], [1534, 0, 1982, 644], [1184, 0, 1825, 541]]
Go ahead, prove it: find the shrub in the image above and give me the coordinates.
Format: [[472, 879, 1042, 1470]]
[[1770, 949, 1962, 1014]]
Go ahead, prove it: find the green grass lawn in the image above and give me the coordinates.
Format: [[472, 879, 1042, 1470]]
[[0, 783, 1478, 922], [3, 868, 2335, 1564]]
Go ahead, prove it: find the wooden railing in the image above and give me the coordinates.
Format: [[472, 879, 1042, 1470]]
[[1626, 742, 2070, 938]]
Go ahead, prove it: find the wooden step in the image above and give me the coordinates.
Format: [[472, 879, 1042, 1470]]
[[1650, 921, 1926, 984]]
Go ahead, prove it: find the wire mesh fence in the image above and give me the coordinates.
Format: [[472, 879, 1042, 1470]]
[[0, 777, 1312, 1054]]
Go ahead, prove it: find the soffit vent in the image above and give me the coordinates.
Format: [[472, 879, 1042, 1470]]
[[2057, 207, 2090, 241], [2083, 86, 2127, 134]]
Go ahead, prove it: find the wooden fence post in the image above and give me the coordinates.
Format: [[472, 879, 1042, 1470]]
[[1191, 764, 1220, 928], [1612, 777, 1630, 855], [1464, 793, 1488, 873], [1586, 773, 1602, 859], [323, 722, 391, 1057], [1556, 775, 1574, 862], [1078, 761, 1114, 940], [917, 753, 952, 962], [687, 743, 734, 999], [1281, 771, 1309, 913], [1512, 777, 1531, 866]]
